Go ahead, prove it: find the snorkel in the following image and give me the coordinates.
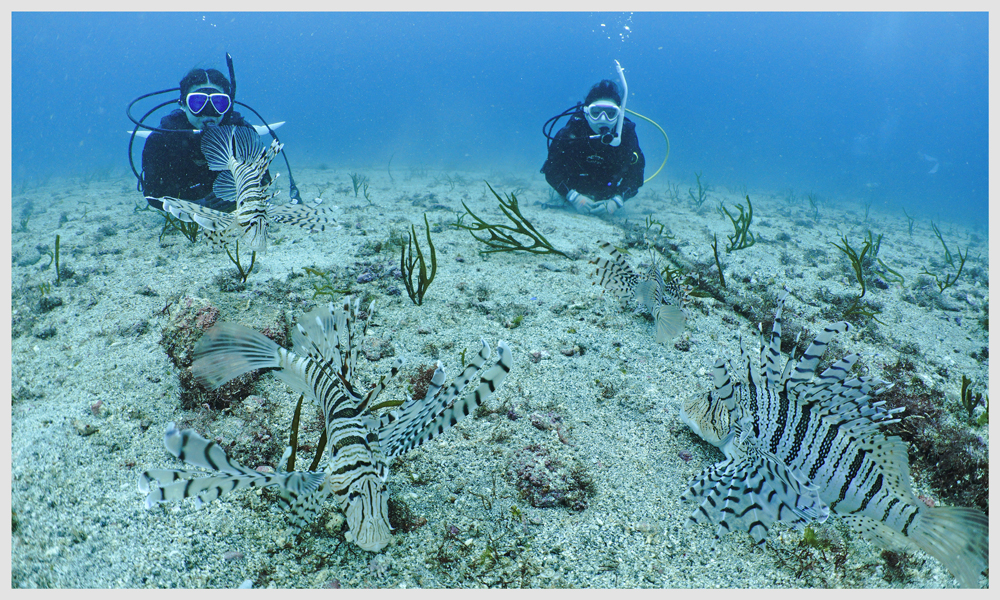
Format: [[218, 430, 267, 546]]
[[226, 52, 237, 105], [610, 59, 627, 147]]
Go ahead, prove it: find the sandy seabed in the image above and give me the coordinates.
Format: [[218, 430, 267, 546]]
[[9, 166, 989, 588]]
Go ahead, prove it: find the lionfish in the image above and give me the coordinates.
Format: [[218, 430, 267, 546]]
[[591, 240, 693, 344], [680, 290, 988, 588], [151, 125, 338, 254], [139, 297, 512, 552]]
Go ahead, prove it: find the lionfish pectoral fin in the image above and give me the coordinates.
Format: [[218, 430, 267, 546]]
[[631, 280, 658, 313], [682, 452, 828, 545], [160, 197, 233, 232], [653, 304, 687, 344], [591, 240, 639, 300], [201, 229, 230, 251], [159, 197, 194, 222], [200, 125, 235, 171], [212, 171, 239, 204], [190, 322, 284, 389], [269, 203, 341, 233], [380, 340, 512, 458], [140, 423, 331, 519]]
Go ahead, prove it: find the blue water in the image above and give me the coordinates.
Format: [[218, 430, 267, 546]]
[[12, 12, 987, 223]]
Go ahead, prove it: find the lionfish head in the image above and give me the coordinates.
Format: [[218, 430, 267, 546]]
[[345, 477, 393, 552], [680, 390, 733, 449]]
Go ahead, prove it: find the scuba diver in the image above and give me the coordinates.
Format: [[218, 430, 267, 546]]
[[128, 53, 299, 212], [541, 61, 645, 216]]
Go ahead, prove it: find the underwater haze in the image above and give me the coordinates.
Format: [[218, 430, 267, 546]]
[[11, 11, 988, 225]]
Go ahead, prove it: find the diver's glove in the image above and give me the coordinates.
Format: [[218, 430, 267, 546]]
[[566, 189, 595, 214], [589, 195, 625, 215], [606, 195, 625, 216]]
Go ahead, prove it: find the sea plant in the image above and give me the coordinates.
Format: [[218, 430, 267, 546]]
[[14, 211, 30, 233], [687, 171, 708, 209], [877, 258, 906, 286], [401, 213, 437, 306], [665, 181, 681, 203], [642, 215, 675, 249], [441, 173, 465, 191], [710, 234, 726, 288], [901, 207, 915, 236], [53, 235, 61, 285], [133, 197, 154, 213], [159, 212, 200, 243], [302, 267, 353, 301], [40, 235, 59, 281], [959, 374, 988, 424], [831, 233, 884, 323], [224, 239, 256, 283], [930, 222, 954, 266], [349, 172, 368, 197], [806, 193, 820, 223], [862, 197, 874, 223], [832, 233, 873, 299], [454, 183, 568, 258], [720, 195, 756, 252], [919, 246, 968, 293], [643, 215, 672, 240], [363, 181, 373, 205]]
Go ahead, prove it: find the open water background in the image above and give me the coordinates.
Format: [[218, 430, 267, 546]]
[[11, 11, 988, 225]]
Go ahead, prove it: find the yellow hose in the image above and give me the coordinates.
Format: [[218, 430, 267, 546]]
[[626, 108, 670, 183]]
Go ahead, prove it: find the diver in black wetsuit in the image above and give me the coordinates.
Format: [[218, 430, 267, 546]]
[[140, 68, 268, 212], [541, 79, 645, 216]]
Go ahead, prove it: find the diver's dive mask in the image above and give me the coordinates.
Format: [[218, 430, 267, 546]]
[[181, 85, 230, 129], [585, 101, 620, 143], [185, 90, 232, 115], [585, 102, 621, 123]]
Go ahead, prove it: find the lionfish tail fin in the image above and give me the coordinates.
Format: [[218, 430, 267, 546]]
[[909, 507, 989, 588]]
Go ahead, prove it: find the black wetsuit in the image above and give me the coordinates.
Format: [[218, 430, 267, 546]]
[[141, 109, 267, 211], [541, 111, 645, 202]]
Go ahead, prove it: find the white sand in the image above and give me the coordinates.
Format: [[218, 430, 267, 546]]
[[9, 167, 989, 588]]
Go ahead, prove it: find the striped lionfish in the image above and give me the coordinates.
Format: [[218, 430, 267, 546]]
[[680, 290, 988, 588], [139, 297, 512, 552], [151, 124, 338, 254], [591, 240, 693, 344]]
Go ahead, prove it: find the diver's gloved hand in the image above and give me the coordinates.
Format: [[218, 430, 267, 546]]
[[566, 189, 596, 214], [588, 195, 625, 215], [600, 195, 625, 215]]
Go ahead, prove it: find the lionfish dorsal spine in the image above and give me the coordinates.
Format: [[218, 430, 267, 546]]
[[379, 340, 512, 458]]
